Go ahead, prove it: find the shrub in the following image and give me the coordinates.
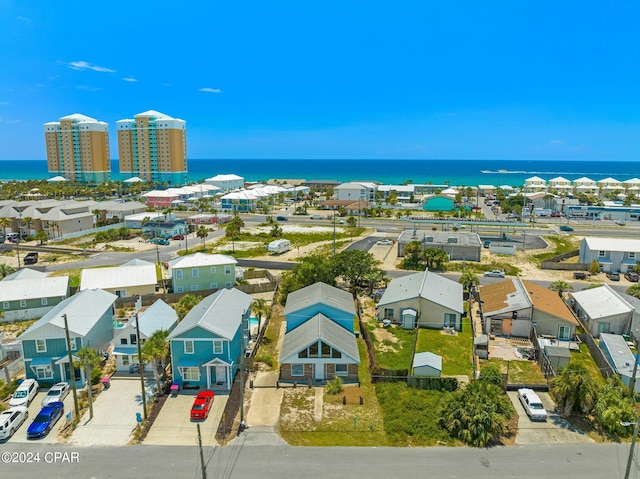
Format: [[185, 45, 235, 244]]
[[326, 377, 344, 395], [478, 365, 502, 386], [255, 354, 274, 367], [91, 368, 103, 385]]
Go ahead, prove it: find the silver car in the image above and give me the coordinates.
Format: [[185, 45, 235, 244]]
[[42, 382, 70, 407], [483, 270, 506, 278], [0, 406, 29, 440]]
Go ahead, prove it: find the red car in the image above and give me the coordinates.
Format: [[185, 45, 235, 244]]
[[172, 234, 185, 240], [190, 390, 214, 420]]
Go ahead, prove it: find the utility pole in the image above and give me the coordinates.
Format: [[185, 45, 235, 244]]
[[333, 209, 336, 255], [628, 335, 639, 398], [16, 213, 22, 270], [63, 314, 80, 423], [239, 310, 246, 430], [197, 423, 207, 479], [134, 296, 147, 419], [86, 356, 93, 420], [624, 417, 640, 479]]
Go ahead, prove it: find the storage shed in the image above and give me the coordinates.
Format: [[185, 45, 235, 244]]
[[412, 352, 442, 377], [544, 345, 571, 371], [401, 309, 417, 329], [474, 334, 489, 360]]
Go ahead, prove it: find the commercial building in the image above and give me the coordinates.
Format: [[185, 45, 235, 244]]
[[44, 113, 111, 183], [117, 110, 187, 185]]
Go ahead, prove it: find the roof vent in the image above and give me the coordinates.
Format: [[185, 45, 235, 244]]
[[447, 237, 458, 244]]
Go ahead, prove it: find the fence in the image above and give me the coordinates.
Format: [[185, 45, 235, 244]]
[[529, 325, 556, 379], [1, 357, 23, 384], [578, 333, 614, 379], [540, 250, 590, 271]]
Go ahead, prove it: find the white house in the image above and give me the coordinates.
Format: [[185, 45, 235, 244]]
[[80, 259, 158, 297], [204, 174, 245, 192], [334, 182, 377, 203], [569, 284, 634, 337]]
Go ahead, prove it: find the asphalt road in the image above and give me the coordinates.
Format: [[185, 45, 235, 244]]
[[0, 442, 635, 479]]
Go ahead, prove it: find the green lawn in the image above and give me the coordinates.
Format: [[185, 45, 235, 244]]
[[568, 343, 606, 385], [364, 321, 416, 370], [482, 358, 546, 384], [415, 322, 473, 376]]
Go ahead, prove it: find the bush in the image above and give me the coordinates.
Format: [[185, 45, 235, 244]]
[[326, 377, 344, 395], [91, 368, 103, 385], [255, 354, 274, 367], [478, 366, 502, 386]]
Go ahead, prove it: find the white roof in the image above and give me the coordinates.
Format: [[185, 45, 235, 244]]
[[206, 174, 244, 182], [549, 176, 570, 182], [169, 252, 237, 269], [413, 352, 442, 371], [584, 237, 640, 253], [598, 177, 621, 184], [525, 176, 546, 182], [124, 176, 143, 183], [124, 212, 166, 221], [378, 269, 463, 313], [335, 182, 377, 190], [20, 289, 117, 339], [2, 268, 48, 281], [80, 263, 157, 291], [623, 178, 640, 185], [47, 176, 68, 182], [134, 110, 172, 119], [570, 284, 633, 320], [60, 113, 98, 122], [133, 300, 178, 337], [0, 276, 69, 302]]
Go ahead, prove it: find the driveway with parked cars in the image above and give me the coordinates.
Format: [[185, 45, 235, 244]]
[[507, 391, 594, 445], [7, 389, 74, 444]]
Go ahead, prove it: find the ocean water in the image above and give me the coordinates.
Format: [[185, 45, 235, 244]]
[[1, 159, 640, 187]]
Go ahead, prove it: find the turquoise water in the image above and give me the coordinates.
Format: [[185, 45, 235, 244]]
[[249, 317, 259, 328]]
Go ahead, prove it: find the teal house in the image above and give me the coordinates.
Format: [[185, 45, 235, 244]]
[[284, 282, 356, 333], [19, 289, 117, 386], [422, 194, 455, 212], [168, 288, 252, 391], [168, 252, 237, 293], [1, 269, 70, 321]]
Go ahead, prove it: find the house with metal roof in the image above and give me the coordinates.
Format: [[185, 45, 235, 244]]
[[1, 269, 70, 321], [168, 252, 237, 293], [167, 288, 252, 391], [397, 230, 482, 262], [80, 259, 158, 297], [377, 269, 464, 331], [412, 352, 442, 377], [111, 299, 178, 372], [599, 333, 640, 393], [579, 237, 640, 274], [569, 284, 634, 337], [284, 282, 356, 333], [18, 289, 117, 386]]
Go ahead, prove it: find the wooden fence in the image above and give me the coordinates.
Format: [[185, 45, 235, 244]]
[[540, 249, 590, 271], [578, 333, 614, 379]]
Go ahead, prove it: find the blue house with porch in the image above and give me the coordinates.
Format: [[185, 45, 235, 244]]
[[168, 288, 252, 391], [19, 289, 117, 387]]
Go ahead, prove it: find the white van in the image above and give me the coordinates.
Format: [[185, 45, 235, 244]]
[[9, 379, 39, 407]]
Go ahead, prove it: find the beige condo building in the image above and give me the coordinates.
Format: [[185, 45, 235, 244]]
[[44, 113, 111, 183], [117, 110, 187, 185]]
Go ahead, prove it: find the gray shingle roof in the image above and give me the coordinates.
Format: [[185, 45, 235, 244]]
[[283, 282, 355, 317], [280, 313, 360, 363], [168, 288, 252, 340], [377, 269, 463, 313]]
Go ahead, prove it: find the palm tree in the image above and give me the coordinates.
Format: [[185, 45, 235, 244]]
[[0, 263, 16, 278], [0, 217, 10, 238], [74, 347, 102, 386], [458, 271, 479, 292], [176, 294, 201, 320], [550, 280, 573, 298], [196, 225, 208, 248], [142, 329, 170, 395], [627, 284, 640, 299], [22, 216, 33, 237], [551, 363, 598, 417]]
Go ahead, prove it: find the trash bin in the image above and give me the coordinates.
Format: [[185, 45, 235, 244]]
[[101, 377, 111, 389]]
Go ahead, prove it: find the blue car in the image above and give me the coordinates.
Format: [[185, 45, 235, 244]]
[[27, 402, 64, 439]]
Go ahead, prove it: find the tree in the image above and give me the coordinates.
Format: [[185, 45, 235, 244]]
[[478, 366, 502, 386], [550, 280, 573, 297], [117, 227, 131, 239], [458, 271, 479, 292], [270, 224, 283, 237], [21, 216, 33, 237], [332, 249, 382, 295], [74, 347, 102, 386], [626, 283, 640, 299], [276, 255, 337, 305], [35, 230, 48, 245], [196, 225, 208, 248], [142, 329, 170, 396], [423, 248, 449, 271], [400, 241, 425, 270], [589, 259, 601, 275], [592, 376, 635, 436], [0, 217, 10, 237], [551, 363, 598, 417], [176, 294, 201, 320], [0, 263, 16, 278], [251, 298, 271, 327]]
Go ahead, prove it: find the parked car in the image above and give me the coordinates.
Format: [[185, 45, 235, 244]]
[[483, 240, 491, 248], [26, 402, 64, 439], [573, 272, 588, 280], [518, 388, 548, 421], [172, 234, 185, 240], [376, 239, 394, 245], [190, 390, 215, 420], [625, 272, 639, 282], [550, 212, 564, 217], [275, 216, 288, 221], [607, 271, 621, 281], [23, 252, 38, 265], [42, 382, 70, 407], [309, 215, 324, 220], [615, 220, 627, 226], [9, 379, 39, 408], [0, 406, 29, 440], [559, 225, 573, 232], [483, 270, 505, 278]]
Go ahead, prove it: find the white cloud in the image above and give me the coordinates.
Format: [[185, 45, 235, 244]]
[[199, 87, 222, 93], [75, 85, 102, 92], [0, 118, 21, 124], [549, 139, 564, 146], [66, 60, 116, 73], [122, 77, 138, 82], [16, 16, 31, 23]]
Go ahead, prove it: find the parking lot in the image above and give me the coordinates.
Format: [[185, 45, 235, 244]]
[[508, 391, 594, 445], [143, 389, 228, 446]]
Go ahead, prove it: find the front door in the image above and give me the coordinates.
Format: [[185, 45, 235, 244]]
[[215, 365, 226, 386], [314, 364, 325, 381]]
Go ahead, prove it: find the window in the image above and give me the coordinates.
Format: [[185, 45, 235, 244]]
[[130, 334, 137, 345], [309, 342, 319, 358], [36, 339, 46, 353], [291, 364, 304, 377], [184, 341, 194, 354], [599, 251, 606, 257], [213, 341, 223, 354], [182, 367, 200, 381], [192, 268, 199, 278], [210, 283, 218, 289], [175, 270, 183, 279], [122, 356, 129, 366], [71, 338, 77, 351], [210, 266, 217, 273], [321, 341, 331, 358], [598, 323, 611, 334], [225, 266, 231, 275], [444, 313, 456, 328], [331, 348, 342, 359], [35, 366, 53, 380], [630, 252, 636, 259], [384, 309, 394, 321], [176, 286, 184, 293], [41, 298, 48, 306], [558, 325, 571, 340], [120, 338, 128, 345], [20, 300, 27, 307], [298, 349, 308, 358], [335, 364, 348, 377], [191, 285, 199, 291], [225, 282, 232, 288], [2, 301, 9, 309]]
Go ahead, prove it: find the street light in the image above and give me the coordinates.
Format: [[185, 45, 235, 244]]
[[621, 418, 640, 479]]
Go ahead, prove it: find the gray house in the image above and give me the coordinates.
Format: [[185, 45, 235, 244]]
[[599, 333, 640, 393], [1, 269, 70, 321], [377, 269, 464, 331], [397, 230, 482, 262], [569, 284, 634, 337], [579, 237, 640, 274]]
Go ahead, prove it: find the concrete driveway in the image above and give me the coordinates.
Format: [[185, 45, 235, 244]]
[[144, 389, 228, 446], [69, 376, 155, 446], [6, 389, 75, 444], [508, 391, 594, 445]]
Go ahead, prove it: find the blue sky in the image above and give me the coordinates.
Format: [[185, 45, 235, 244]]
[[1, 1, 640, 161]]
